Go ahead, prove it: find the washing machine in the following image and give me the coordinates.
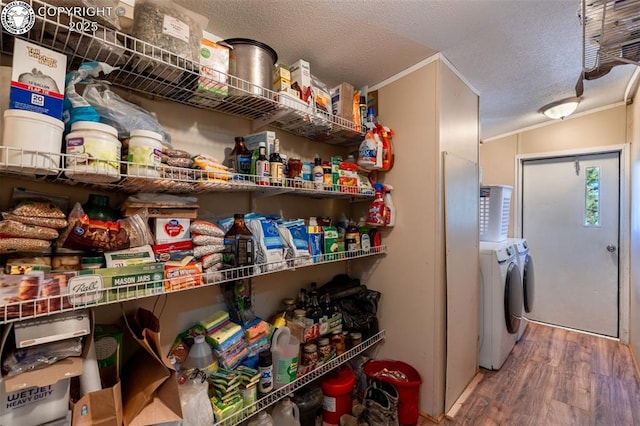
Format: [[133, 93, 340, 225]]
[[509, 238, 535, 342], [479, 241, 523, 370]]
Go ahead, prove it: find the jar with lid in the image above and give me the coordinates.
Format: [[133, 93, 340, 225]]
[[349, 332, 362, 348], [330, 329, 345, 356], [316, 337, 331, 362], [302, 343, 318, 367], [293, 309, 307, 326], [127, 129, 163, 178], [65, 121, 121, 183], [282, 298, 297, 321]]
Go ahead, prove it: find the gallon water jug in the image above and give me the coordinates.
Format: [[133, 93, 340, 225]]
[[272, 396, 301, 426], [271, 326, 300, 389], [247, 411, 274, 426], [183, 335, 215, 370]]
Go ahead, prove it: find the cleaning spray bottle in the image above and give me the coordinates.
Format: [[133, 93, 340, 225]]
[[366, 183, 386, 226], [384, 184, 396, 227]]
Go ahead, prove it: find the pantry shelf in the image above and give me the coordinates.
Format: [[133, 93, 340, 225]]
[[0, 0, 364, 145], [0, 246, 386, 324], [0, 147, 376, 200], [216, 330, 386, 426]]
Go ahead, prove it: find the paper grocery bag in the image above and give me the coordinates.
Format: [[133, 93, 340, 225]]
[[122, 307, 182, 426], [72, 380, 123, 426]]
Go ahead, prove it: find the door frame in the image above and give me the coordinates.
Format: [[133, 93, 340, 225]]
[[514, 144, 630, 343]]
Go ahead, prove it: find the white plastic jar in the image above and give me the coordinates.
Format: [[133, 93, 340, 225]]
[[127, 129, 163, 178], [65, 121, 121, 183]]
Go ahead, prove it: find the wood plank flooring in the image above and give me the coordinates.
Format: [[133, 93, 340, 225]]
[[434, 322, 640, 425]]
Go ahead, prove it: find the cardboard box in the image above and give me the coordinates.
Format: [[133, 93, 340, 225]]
[[0, 313, 90, 426], [273, 77, 291, 92], [274, 64, 291, 82], [13, 309, 91, 348], [287, 313, 342, 343], [243, 130, 277, 156], [154, 218, 191, 245], [332, 82, 355, 121], [164, 258, 203, 291], [103, 245, 156, 268], [10, 39, 66, 120], [66, 263, 165, 305], [290, 59, 311, 91]]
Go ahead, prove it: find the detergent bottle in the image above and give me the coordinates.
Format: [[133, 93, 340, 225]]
[[271, 326, 300, 389], [272, 397, 301, 426], [357, 130, 378, 170]]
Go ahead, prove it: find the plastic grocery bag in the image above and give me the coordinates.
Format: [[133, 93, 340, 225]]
[[177, 370, 214, 426], [64, 62, 170, 142]]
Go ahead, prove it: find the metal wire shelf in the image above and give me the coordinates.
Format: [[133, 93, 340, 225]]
[[214, 330, 385, 426], [0, 147, 376, 200], [581, 0, 640, 75], [0, 246, 386, 324], [0, 0, 364, 145]]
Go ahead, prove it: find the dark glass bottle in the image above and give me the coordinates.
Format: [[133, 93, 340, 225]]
[[296, 288, 309, 310], [320, 293, 337, 318], [256, 143, 270, 186], [223, 214, 255, 275], [82, 194, 119, 221], [269, 138, 284, 186], [231, 136, 251, 175], [307, 290, 323, 324]]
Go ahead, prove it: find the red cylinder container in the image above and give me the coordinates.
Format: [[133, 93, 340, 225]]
[[319, 366, 356, 424]]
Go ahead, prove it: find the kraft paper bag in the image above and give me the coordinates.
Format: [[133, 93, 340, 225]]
[[72, 380, 123, 426], [122, 308, 182, 426]]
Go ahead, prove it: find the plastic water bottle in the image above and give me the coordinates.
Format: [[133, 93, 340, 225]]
[[183, 335, 214, 370], [247, 411, 274, 426], [272, 397, 301, 426]]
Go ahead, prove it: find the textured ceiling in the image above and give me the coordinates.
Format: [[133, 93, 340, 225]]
[[178, 0, 638, 141]]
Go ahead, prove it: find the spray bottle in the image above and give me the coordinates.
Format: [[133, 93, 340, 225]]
[[384, 185, 396, 227]]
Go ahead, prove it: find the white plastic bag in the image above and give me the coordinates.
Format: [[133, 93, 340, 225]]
[[177, 372, 214, 426]]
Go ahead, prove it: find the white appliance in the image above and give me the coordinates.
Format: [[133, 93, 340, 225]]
[[509, 238, 535, 342], [479, 241, 523, 370]]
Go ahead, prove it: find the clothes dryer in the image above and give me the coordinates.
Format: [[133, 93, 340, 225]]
[[508, 238, 535, 342], [479, 241, 523, 370]]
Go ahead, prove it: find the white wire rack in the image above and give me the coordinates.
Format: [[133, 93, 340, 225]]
[[214, 330, 385, 426], [0, 246, 386, 324], [0, 0, 364, 145], [0, 147, 376, 200], [581, 0, 640, 73]]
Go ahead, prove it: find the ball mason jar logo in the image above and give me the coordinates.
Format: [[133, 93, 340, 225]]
[[1, 1, 35, 35]]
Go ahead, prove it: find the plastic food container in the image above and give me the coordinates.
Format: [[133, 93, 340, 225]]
[[127, 129, 163, 178], [319, 366, 356, 424], [1, 109, 64, 175], [64, 121, 121, 183], [81, 256, 105, 270]]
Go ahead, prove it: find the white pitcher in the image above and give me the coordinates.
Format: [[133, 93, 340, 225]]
[[272, 397, 301, 426]]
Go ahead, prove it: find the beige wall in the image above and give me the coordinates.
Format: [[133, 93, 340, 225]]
[[480, 105, 627, 237], [629, 88, 640, 365]]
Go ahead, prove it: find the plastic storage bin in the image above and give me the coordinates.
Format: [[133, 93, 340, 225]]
[[479, 185, 512, 242], [363, 360, 422, 425]]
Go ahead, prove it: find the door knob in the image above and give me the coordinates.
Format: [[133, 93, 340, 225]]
[[607, 244, 617, 252]]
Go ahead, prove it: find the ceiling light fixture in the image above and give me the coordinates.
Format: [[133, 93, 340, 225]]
[[539, 96, 581, 120]]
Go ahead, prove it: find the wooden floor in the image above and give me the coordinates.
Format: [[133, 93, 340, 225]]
[[434, 322, 640, 426]]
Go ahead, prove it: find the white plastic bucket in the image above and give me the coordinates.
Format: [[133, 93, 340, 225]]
[[1, 109, 64, 175], [65, 121, 121, 183], [127, 129, 162, 178]]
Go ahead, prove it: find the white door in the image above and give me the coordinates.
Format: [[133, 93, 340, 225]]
[[521, 151, 620, 337]]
